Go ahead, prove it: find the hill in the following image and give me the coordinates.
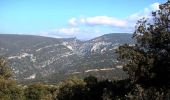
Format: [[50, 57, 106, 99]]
[[0, 33, 134, 83]]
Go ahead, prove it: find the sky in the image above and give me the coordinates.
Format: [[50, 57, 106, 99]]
[[0, 0, 167, 40]]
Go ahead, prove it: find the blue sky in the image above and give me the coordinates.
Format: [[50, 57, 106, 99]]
[[0, 0, 167, 40]]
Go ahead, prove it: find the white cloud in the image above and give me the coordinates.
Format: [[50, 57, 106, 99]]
[[151, 2, 160, 10], [69, 18, 78, 26], [84, 16, 127, 27], [69, 16, 127, 27], [57, 27, 80, 35]]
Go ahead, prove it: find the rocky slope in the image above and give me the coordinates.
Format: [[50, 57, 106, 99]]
[[0, 33, 134, 83]]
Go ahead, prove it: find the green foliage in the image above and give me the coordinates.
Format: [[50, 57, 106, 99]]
[[117, 0, 170, 87], [127, 84, 170, 100], [84, 75, 98, 86], [56, 76, 132, 100], [0, 79, 24, 100], [24, 83, 53, 100], [0, 58, 24, 100], [0, 58, 12, 80], [116, 0, 170, 99], [56, 77, 86, 100]]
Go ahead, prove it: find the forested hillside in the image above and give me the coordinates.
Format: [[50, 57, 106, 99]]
[[0, 0, 170, 100]]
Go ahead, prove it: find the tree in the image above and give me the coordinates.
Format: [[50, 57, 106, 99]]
[[56, 77, 86, 100], [84, 75, 98, 86], [117, 0, 170, 87], [0, 58, 24, 100], [0, 79, 24, 100], [0, 58, 12, 80], [24, 83, 53, 100]]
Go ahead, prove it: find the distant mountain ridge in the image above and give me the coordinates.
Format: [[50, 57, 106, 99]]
[[0, 33, 134, 83]]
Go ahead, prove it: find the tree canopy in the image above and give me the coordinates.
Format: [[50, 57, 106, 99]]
[[0, 58, 12, 80], [117, 0, 170, 88]]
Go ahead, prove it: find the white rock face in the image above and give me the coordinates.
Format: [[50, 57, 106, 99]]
[[100, 68, 115, 71], [70, 67, 115, 74], [25, 74, 36, 79], [14, 70, 19, 74], [85, 69, 99, 73], [62, 42, 74, 50], [36, 44, 60, 52], [8, 53, 36, 62], [40, 52, 74, 68], [91, 42, 111, 52], [116, 65, 123, 69], [8, 53, 35, 60], [101, 47, 107, 53], [66, 45, 73, 50], [69, 71, 81, 75]]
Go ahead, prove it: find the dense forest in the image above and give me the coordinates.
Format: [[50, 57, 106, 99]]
[[0, 0, 170, 100]]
